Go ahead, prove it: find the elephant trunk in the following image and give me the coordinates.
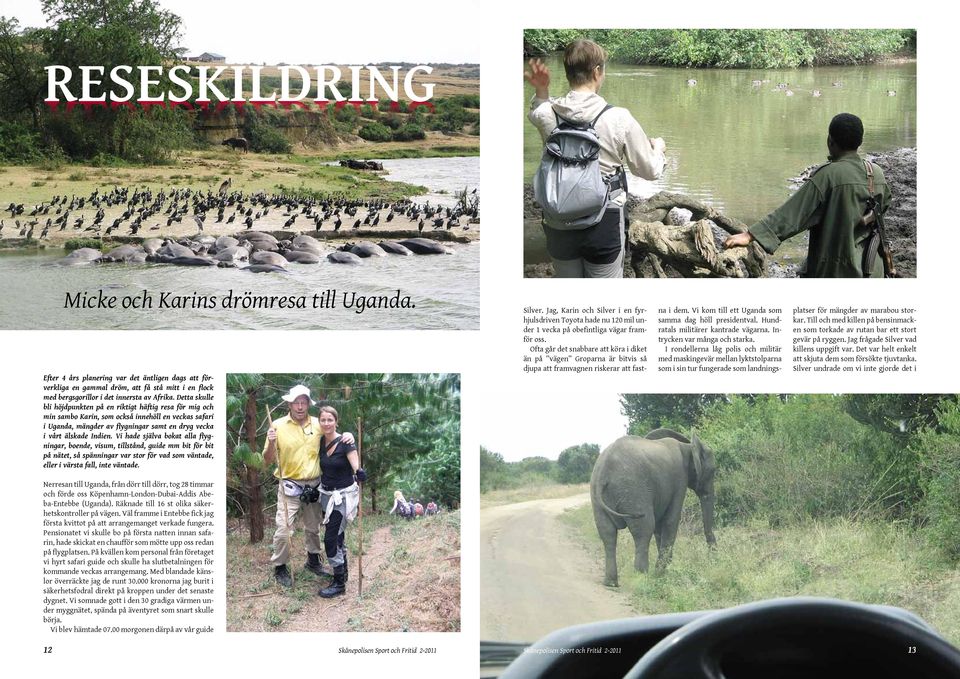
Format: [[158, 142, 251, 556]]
[[699, 491, 717, 546]]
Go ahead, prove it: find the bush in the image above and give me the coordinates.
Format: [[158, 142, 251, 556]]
[[358, 121, 393, 142], [698, 395, 890, 527], [0, 121, 44, 162], [242, 109, 292, 153], [557, 443, 600, 484], [382, 114, 404, 130], [915, 401, 960, 561], [392, 124, 426, 141]]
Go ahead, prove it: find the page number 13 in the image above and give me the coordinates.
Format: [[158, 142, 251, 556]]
[[907, 646, 917, 654]]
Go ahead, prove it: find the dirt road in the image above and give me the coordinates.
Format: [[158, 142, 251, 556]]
[[480, 493, 635, 642]]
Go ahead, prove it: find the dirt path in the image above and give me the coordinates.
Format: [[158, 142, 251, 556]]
[[480, 493, 635, 642]]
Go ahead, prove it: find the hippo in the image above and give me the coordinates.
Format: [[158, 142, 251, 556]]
[[282, 249, 320, 264], [347, 241, 387, 258], [157, 240, 194, 258], [240, 232, 280, 252], [141, 238, 163, 255], [398, 238, 453, 255], [378, 240, 413, 256], [214, 235, 240, 251], [242, 264, 287, 273], [101, 244, 147, 263], [326, 251, 362, 265], [339, 159, 383, 171], [213, 245, 250, 264], [291, 234, 323, 253], [55, 247, 101, 266], [251, 251, 289, 268], [168, 256, 216, 267]]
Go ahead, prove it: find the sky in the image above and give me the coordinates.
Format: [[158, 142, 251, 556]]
[[3, 0, 481, 64], [485, 392, 629, 462]]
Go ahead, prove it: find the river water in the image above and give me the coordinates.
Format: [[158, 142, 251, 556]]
[[523, 57, 916, 265], [0, 156, 480, 330]]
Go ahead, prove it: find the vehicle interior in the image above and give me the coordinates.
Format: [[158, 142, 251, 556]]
[[481, 597, 960, 679]]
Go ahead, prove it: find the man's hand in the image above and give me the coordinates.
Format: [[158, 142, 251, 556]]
[[341, 432, 355, 445], [724, 232, 754, 249], [266, 427, 277, 442], [524, 58, 551, 100], [650, 137, 666, 154]]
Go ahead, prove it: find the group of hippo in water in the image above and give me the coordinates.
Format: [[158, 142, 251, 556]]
[[55, 231, 453, 272]]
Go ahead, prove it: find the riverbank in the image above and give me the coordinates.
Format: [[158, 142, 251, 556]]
[[0, 151, 480, 250], [523, 146, 915, 278]]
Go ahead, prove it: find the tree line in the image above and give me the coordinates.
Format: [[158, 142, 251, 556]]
[[480, 442, 600, 492], [524, 29, 915, 69]]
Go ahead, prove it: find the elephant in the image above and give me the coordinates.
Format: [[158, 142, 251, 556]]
[[590, 429, 717, 585]]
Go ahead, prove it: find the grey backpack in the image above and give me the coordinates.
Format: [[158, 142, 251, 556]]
[[533, 105, 626, 230]]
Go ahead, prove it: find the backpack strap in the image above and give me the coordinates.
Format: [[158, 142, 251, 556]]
[[591, 104, 613, 127], [552, 103, 613, 129], [864, 160, 875, 195]]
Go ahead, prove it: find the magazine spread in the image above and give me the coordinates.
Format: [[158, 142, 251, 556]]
[[4, 1, 958, 677]]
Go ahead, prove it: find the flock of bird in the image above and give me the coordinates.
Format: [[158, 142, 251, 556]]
[[684, 77, 897, 98], [2, 181, 480, 242]]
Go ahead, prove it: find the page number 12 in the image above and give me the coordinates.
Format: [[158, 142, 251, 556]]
[[43, 647, 52, 654]]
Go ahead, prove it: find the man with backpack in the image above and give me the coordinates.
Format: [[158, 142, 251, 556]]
[[526, 39, 666, 278]]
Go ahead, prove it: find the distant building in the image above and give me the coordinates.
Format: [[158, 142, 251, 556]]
[[190, 52, 226, 63]]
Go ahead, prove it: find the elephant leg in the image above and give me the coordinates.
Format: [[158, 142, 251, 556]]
[[593, 504, 621, 587], [655, 499, 684, 574], [627, 515, 655, 574]]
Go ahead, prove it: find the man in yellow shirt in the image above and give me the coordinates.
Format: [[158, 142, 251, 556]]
[[264, 385, 354, 587]]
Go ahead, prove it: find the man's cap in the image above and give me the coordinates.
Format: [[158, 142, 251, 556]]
[[281, 385, 316, 405]]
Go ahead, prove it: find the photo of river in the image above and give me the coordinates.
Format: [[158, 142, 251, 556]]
[[523, 57, 916, 267], [0, 156, 479, 330]]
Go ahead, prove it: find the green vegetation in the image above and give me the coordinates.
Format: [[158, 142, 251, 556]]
[[524, 29, 915, 68], [225, 373, 460, 543], [242, 109, 292, 153], [0, 0, 193, 163], [0, 3, 481, 166], [617, 394, 960, 563], [358, 121, 394, 142], [481, 442, 599, 492]]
